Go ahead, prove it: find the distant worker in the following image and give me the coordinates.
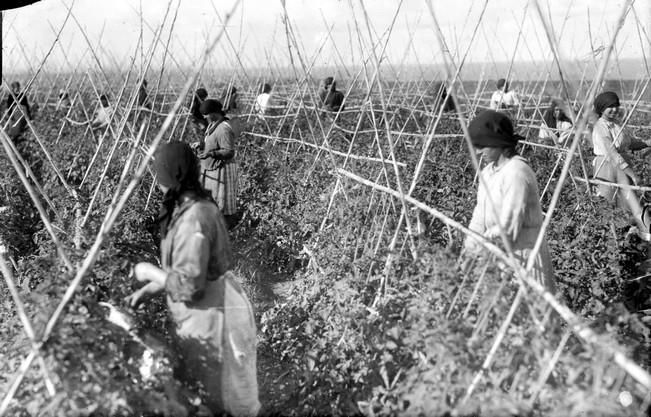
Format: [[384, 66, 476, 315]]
[[538, 100, 573, 145], [190, 87, 209, 133], [137, 79, 150, 109], [221, 85, 238, 113], [591, 91, 651, 240], [5, 81, 32, 142], [432, 81, 455, 112], [254, 83, 273, 118], [489, 78, 520, 111], [463, 110, 556, 292], [57, 89, 71, 110], [322, 79, 345, 113], [198, 99, 239, 227], [91, 94, 113, 130], [318, 76, 334, 104]]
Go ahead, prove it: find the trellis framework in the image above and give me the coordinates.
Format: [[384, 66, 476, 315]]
[[0, 0, 650, 414]]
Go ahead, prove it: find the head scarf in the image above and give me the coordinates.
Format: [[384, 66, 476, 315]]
[[497, 78, 508, 91], [199, 98, 224, 116], [153, 141, 206, 237], [594, 91, 620, 117], [468, 110, 523, 148], [196, 88, 208, 100]]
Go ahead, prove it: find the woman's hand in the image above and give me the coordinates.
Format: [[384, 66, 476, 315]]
[[125, 281, 165, 308], [133, 262, 167, 287]]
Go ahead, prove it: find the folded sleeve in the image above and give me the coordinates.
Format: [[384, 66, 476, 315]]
[[165, 221, 211, 303]]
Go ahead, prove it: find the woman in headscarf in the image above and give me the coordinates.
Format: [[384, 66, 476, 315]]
[[190, 87, 209, 132], [538, 100, 573, 145], [592, 91, 651, 239], [464, 110, 555, 291], [222, 85, 238, 113], [198, 99, 239, 226], [126, 141, 260, 416]]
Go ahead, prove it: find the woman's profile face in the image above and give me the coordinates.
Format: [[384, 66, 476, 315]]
[[602, 105, 621, 122], [476, 146, 502, 163], [158, 184, 170, 194]]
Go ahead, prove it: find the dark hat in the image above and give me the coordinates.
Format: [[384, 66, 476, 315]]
[[199, 98, 224, 115], [594, 91, 620, 117], [497, 78, 507, 89], [468, 110, 523, 148], [153, 141, 200, 191], [195, 88, 208, 99], [324, 76, 334, 86]]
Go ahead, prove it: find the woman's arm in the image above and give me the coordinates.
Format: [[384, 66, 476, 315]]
[[212, 124, 236, 160], [165, 226, 211, 303], [593, 121, 631, 170], [463, 184, 487, 253]]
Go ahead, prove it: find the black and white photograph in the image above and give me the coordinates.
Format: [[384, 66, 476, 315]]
[[0, 1, 650, 416]]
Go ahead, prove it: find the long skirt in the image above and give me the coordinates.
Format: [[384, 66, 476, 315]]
[[168, 271, 260, 416], [201, 162, 239, 216]]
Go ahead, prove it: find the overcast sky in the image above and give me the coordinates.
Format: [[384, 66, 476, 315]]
[[2, 0, 648, 79]]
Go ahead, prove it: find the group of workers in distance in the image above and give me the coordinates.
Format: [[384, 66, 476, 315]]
[[1, 73, 649, 416]]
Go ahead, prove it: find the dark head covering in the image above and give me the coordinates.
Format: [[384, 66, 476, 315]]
[[324, 76, 334, 87], [153, 141, 206, 237], [261, 83, 272, 94], [497, 78, 507, 90], [199, 98, 224, 116], [196, 88, 208, 100], [468, 110, 523, 148], [594, 91, 620, 117]]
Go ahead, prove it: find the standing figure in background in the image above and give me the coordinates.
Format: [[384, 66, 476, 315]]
[[91, 94, 113, 130], [538, 100, 573, 145], [190, 87, 209, 136], [463, 110, 556, 292], [432, 81, 455, 113], [318, 76, 334, 104], [489, 78, 520, 112], [126, 141, 259, 416], [254, 83, 272, 119], [591, 91, 651, 240], [198, 99, 239, 227], [138, 79, 151, 109], [5, 81, 32, 142], [57, 89, 71, 110], [222, 85, 238, 113], [323, 80, 345, 113]]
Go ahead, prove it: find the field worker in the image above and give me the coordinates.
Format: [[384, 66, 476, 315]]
[[432, 81, 455, 113], [190, 87, 209, 132], [5, 81, 32, 141], [538, 100, 573, 145], [318, 76, 334, 105], [91, 94, 113, 130], [222, 85, 238, 113], [254, 83, 273, 118], [464, 110, 555, 291], [137, 79, 150, 109], [56, 89, 71, 110], [198, 99, 239, 227], [489, 78, 520, 111], [126, 141, 260, 416], [592, 91, 651, 240], [323, 80, 345, 113]]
